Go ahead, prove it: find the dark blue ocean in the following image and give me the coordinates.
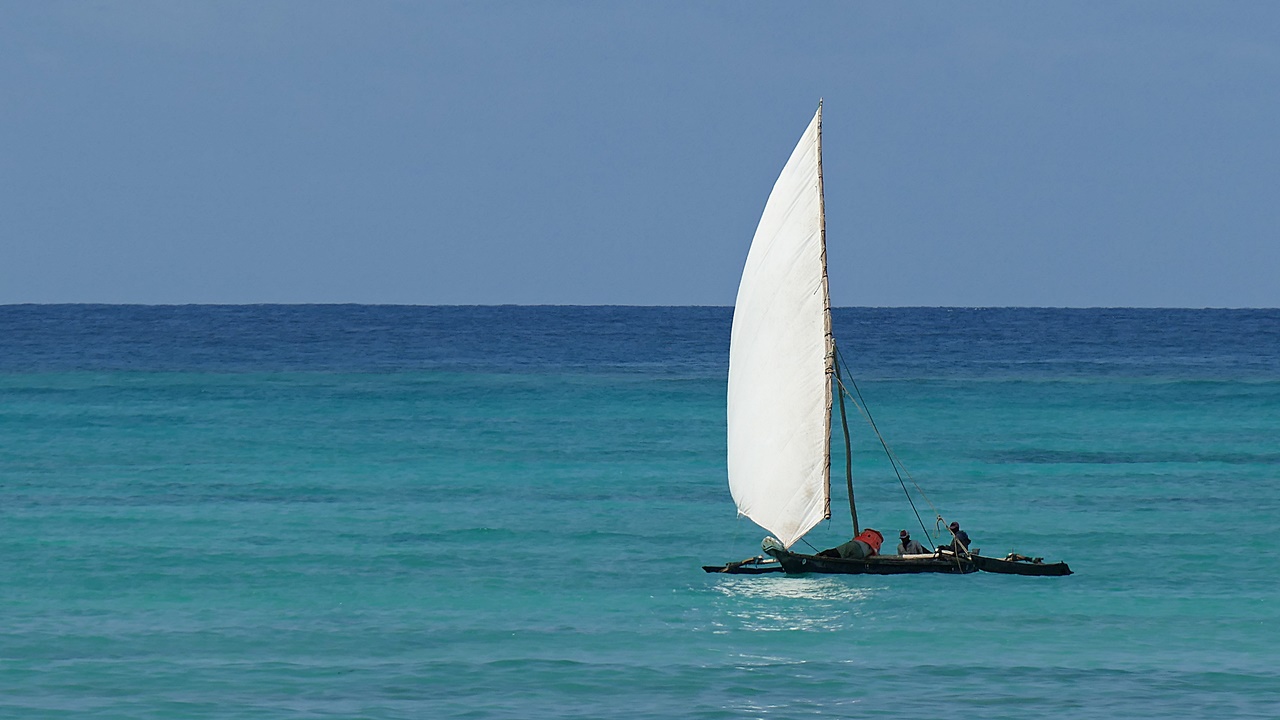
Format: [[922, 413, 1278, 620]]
[[2, 306, 1278, 719]]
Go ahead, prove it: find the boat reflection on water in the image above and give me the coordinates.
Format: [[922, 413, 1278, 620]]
[[707, 576, 881, 632], [714, 576, 880, 603]]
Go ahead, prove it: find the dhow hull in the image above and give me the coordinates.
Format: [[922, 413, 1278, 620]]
[[764, 548, 978, 575]]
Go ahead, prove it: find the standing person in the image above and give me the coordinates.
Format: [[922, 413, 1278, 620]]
[[940, 521, 971, 554], [896, 530, 926, 555]]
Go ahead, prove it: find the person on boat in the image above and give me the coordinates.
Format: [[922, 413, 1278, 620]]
[[939, 521, 971, 554], [818, 528, 884, 560], [896, 530, 926, 555]]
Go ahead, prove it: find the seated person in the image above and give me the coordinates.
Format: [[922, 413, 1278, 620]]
[[896, 529, 926, 555], [938, 521, 971, 554]]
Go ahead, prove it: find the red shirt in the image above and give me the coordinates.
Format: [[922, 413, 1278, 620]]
[[853, 529, 884, 554]]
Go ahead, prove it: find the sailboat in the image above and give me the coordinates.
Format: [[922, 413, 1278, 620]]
[[704, 103, 1071, 577]]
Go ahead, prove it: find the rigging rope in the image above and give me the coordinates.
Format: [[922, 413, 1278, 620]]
[[833, 344, 947, 549]]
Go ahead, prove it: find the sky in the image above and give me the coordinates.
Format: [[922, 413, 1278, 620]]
[[2, 2, 1278, 307]]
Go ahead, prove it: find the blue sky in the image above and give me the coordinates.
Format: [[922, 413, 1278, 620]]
[[3, 2, 1278, 306]]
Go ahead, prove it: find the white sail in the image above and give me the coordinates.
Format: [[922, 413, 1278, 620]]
[[726, 106, 832, 549]]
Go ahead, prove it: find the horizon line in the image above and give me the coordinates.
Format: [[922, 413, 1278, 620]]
[[2, 303, 1277, 311]]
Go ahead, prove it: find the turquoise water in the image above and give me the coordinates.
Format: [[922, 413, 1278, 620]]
[[2, 306, 1277, 718]]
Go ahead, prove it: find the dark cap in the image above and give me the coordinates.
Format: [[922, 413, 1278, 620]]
[[949, 521, 959, 530], [899, 530, 910, 538]]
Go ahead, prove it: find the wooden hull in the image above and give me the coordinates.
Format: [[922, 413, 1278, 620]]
[[765, 548, 978, 575], [705, 550, 1072, 577], [970, 554, 1073, 576]]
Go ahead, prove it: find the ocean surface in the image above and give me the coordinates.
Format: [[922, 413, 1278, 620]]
[[2, 305, 1277, 719]]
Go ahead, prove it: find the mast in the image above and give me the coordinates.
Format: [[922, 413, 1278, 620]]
[[816, 100, 835, 526], [836, 359, 859, 535], [815, 100, 859, 536]]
